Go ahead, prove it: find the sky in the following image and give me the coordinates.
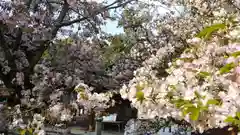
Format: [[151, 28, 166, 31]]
[[101, 19, 124, 35], [100, 0, 124, 35]]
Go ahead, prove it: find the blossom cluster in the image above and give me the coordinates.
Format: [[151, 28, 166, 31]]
[[8, 105, 45, 135], [47, 103, 74, 124], [75, 82, 116, 114], [120, 9, 240, 133]]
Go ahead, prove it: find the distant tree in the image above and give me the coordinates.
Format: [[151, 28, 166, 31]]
[[0, 0, 134, 105], [0, 0, 136, 133]]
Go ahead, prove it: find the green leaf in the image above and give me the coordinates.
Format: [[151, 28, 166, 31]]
[[231, 51, 240, 58], [135, 84, 144, 91], [194, 91, 203, 99], [201, 106, 208, 111], [197, 100, 204, 108], [75, 88, 84, 92], [219, 62, 236, 74], [174, 99, 190, 108], [184, 48, 192, 53], [80, 92, 88, 100], [198, 71, 211, 78], [196, 23, 226, 39], [28, 128, 33, 134], [136, 91, 145, 103], [188, 107, 200, 121], [168, 85, 176, 90], [234, 120, 240, 125], [165, 91, 174, 99], [20, 129, 26, 135], [225, 116, 236, 123], [175, 102, 185, 108], [182, 108, 189, 117], [41, 50, 50, 58], [206, 99, 221, 106], [183, 103, 195, 108], [224, 55, 229, 58], [236, 112, 240, 119]]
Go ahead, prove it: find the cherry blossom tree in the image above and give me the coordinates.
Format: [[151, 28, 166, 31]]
[[0, 0, 134, 105], [0, 0, 137, 133], [2, 0, 240, 134], [119, 0, 240, 134]]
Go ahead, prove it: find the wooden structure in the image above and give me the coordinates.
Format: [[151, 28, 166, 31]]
[[102, 113, 125, 132]]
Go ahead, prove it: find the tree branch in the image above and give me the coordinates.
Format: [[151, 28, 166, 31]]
[[57, 0, 134, 27], [55, 0, 69, 24], [25, 0, 70, 75], [25, 0, 69, 74], [51, 0, 69, 37], [227, 0, 240, 11]]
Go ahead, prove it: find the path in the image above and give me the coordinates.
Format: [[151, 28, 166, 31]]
[[70, 127, 123, 135]]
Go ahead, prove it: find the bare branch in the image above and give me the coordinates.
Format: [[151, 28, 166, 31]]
[[227, 0, 240, 11], [57, 0, 134, 27], [51, 0, 69, 37], [55, 0, 69, 24]]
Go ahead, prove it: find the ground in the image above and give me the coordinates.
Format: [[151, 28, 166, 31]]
[[70, 127, 124, 135]]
